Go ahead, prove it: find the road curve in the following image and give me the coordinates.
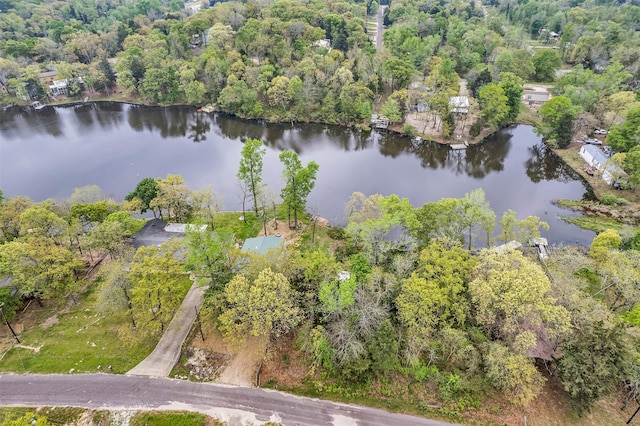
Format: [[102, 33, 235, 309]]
[[0, 374, 456, 426]]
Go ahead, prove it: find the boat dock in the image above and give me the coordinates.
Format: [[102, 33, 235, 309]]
[[450, 141, 469, 150]]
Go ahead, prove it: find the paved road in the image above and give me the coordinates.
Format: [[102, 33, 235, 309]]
[[127, 280, 206, 376], [376, 6, 387, 50], [0, 374, 455, 426]]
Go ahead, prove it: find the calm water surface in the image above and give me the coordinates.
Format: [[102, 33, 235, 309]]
[[0, 103, 595, 245]]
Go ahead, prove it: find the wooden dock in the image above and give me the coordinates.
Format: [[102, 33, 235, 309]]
[[450, 142, 468, 150]]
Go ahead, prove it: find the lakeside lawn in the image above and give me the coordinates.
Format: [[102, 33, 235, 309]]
[[0, 276, 191, 374]]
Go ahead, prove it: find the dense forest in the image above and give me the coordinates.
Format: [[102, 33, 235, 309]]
[[4, 0, 640, 422]]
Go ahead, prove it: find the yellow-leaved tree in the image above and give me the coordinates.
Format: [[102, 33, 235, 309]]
[[219, 268, 301, 345], [469, 249, 571, 405]]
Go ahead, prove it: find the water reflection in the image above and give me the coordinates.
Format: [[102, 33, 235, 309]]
[[188, 114, 210, 143], [525, 143, 580, 184], [0, 103, 596, 245]]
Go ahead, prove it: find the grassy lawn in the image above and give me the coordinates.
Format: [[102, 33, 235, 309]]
[[0, 280, 162, 374], [130, 411, 222, 426], [0, 407, 86, 424], [0, 408, 222, 426], [214, 211, 263, 241], [561, 215, 636, 234]]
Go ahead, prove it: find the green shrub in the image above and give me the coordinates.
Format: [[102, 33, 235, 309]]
[[469, 119, 484, 137], [412, 363, 439, 382], [403, 124, 416, 137], [327, 227, 346, 240], [439, 373, 462, 400], [600, 194, 627, 206]]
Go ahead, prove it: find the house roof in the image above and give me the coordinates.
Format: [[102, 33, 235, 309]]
[[449, 96, 469, 108], [132, 219, 207, 248], [580, 144, 608, 165], [580, 144, 626, 178], [38, 70, 58, 78], [241, 236, 284, 254], [523, 91, 549, 102]]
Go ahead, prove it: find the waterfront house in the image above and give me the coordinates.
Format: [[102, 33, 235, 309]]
[[449, 96, 470, 114], [579, 144, 626, 185]]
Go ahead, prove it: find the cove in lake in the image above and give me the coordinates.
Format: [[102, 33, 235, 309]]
[[0, 102, 595, 245]]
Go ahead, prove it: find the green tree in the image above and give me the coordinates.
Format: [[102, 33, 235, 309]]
[[70, 201, 120, 225], [537, 95, 580, 148], [498, 72, 524, 123], [558, 321, 633, 414], [87, 220, 129, 259], [380, 97, 402, 123], [150, 174, 193, 221], [237, 139, 266, 217], [19, 205, 68, 244], [590, 229, 621, 261], [125, 177, 159, 216], [532, 50, 561, 82], [218, 268, 301, 343], [368, 319, 400, 377], [607, 106, 640, 152], [624, 146, 640, 188], [129, 241, 188, 337], [346, 193, 418, 266], [0, 237, 82, 303], [382, 58, 415, 90], [98, 257, 136, 328], [485, 342, 545, 406], [69, 184, 107, 205], [0, 196, 31, 242], [279, 150, 319, 229], [184, 227, 236, 293], [498, 209, 518, 244], [469, 249, 570, 345], [396, 238, 475, 336], [478, 84, 509, 129]]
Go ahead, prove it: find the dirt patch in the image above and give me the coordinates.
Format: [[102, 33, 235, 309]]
[[259, 332, 310, 389], [217, 335, 268, 387], [41, 315, 59, 329], [182, 347, 230, 381], [256, 219, 303, 244], [177, 324, 267, 386]]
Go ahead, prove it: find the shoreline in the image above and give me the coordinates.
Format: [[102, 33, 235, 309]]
[[16, 96, 637, 228]]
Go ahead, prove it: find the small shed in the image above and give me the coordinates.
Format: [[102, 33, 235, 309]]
[[523, 90, 550, 105], [449, 96, 470, 114], [241, 236, 284, 255]]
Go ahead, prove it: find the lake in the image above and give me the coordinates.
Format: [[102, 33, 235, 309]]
[[0, 102, 595, 245]]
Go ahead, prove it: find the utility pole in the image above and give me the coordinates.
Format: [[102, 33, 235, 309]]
[[0, 303, 20, 344]]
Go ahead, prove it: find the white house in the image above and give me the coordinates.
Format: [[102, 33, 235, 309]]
[[184, 0, 203, 15], [312, 39, 331, 48], [579, 144, 626, 185], [449, 96, 469, 114]]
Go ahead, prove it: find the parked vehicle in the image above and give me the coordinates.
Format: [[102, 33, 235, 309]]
[[613, 177, 632, 190], [583, 138, 603, 145], [594, 129, 608, 135]]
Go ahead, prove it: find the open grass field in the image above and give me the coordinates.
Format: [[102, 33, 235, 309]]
[[0, 276, 193, 374]]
